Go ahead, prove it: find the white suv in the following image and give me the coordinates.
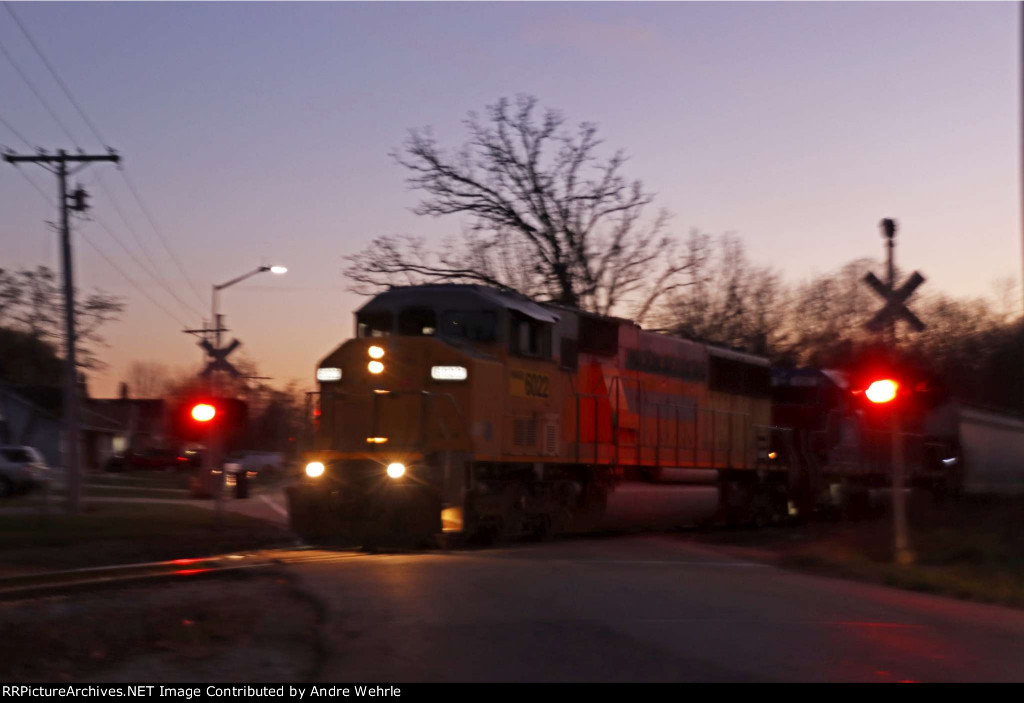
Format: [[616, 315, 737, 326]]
[[0, 445, 50, 497]]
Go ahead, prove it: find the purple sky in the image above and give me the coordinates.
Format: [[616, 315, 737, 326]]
[[2, 2, 1019, 397]]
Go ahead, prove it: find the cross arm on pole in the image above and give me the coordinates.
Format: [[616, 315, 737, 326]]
[[3, 152, 120, 164]]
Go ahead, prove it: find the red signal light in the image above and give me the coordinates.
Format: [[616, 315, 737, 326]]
[[191, 403, 216, 422], [865, 379, 898, 404]]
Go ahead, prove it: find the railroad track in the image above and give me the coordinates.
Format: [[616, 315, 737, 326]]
[[0, 548, 368, 601]]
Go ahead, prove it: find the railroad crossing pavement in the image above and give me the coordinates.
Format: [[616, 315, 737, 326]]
[[284, 535, 1024, 682]]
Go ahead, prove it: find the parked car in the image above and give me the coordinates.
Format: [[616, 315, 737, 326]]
[[0, 445, 50, 497], [105, 447, 190, 472]]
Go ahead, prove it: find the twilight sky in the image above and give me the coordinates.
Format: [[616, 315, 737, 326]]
[[1, 1, 1019, 397]]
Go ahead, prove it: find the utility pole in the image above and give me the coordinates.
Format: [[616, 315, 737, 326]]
[[3, 149, 121, 514]]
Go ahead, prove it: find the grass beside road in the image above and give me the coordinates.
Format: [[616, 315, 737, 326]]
[[695, 494, 1024, 608], [0, 502, 294, 574]]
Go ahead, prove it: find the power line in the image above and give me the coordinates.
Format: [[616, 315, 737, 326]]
[[5, 122, 201, 333], [119, 170, 209, 309], [0, 111, 33, 148], [91, 212, 206, 320], [89, 170, 205, 319], [10, 151, 191, 353], [0, 36, 80, 147], [5, 2, 108, 147], [3, 108, 200, 320], [10, 161, 54, 206], [1, 113, 53, 204], [2, 4, 207, 311], [79, 226, 189, 329]]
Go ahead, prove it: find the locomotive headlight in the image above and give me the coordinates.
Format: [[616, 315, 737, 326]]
[[431, 365, 468, 381], [305, 461, 325, 478], [368, 345, 385, 359], [368, 360, 385, 374], [386, 462, 406, 479]]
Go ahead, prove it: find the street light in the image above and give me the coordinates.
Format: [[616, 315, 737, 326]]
[[211, 265, 287, 347]]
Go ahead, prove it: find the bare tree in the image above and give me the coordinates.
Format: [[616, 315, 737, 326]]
[[782, 258, 880, 365], [345, 95, 692, 321], [0, 265, 124, 372], [0, 269, 22, 326], [655, 233, 787, 354], [123, 361, 172, 398]]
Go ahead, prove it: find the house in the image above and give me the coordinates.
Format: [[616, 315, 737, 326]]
[[0, 384, 62, 467], [0, 383, 167, 470]]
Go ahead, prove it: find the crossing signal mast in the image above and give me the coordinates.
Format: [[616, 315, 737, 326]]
[[172, 395, 248, 516], [859, 218, 929, 567]]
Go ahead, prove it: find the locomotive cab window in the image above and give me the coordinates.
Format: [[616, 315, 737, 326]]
[[398, 307, 437, 336], [510, 312, 551, 359], [440, 310, 497, 342], [356, 311, 393, 338]]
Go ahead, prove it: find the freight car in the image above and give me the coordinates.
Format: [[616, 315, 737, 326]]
[[287, 284, 949, 545]]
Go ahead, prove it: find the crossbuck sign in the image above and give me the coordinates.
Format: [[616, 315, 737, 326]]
[[199, 338, 242, 378], [863, 270, 926, 333]]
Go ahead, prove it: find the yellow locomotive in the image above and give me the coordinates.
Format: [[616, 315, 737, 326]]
[[287, 284, 789, 545]]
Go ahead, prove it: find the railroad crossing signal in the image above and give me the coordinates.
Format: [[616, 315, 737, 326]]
[[865, 378, 899, 404], [199, 338, 242, 378], [863, 270, 926, 333]]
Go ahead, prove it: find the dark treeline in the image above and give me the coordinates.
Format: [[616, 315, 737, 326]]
[[649, 235, 1024, 414]]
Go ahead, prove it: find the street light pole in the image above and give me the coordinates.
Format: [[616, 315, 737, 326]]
[[205, 264, 286, 523], [211, 266, 285, 348]]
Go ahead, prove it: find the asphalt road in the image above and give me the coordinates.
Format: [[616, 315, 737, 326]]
[[288, 535, 1024, 682]]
